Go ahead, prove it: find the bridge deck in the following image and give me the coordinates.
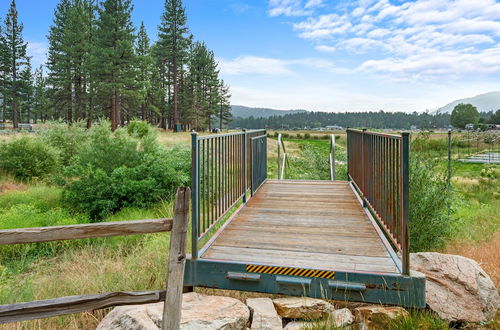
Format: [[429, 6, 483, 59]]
[[200, 180, 400, 274]]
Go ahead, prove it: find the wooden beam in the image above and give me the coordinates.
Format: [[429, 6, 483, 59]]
[[163, 187, 190, 330], [0, 290, 166, 324], [0, 219, 173, 245]]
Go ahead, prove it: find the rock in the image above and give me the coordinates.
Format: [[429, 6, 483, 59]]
[[246, 298, 283, 330], [96, 292, 250, 330], [411, 252, 500, 322], [330, 308, 354, 327], [96, 303, 163, 330], [283, 321, 307, 329], [272, 297, 333, 320], [354, 306, 408, 329]]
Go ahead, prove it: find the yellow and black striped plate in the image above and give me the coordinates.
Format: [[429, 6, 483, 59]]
[[246, 264, 335, 279]]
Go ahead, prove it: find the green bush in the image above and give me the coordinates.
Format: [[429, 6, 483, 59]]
[[63, 122, 190, 220], [304, 133, 311, 139], [0, 137, 60, 181], [127, 119, 154, 139], [41, 122, 88, 166], [409, 152, 453, 251]]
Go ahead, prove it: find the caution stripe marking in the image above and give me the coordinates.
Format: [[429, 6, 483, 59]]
[[246, 265, 335, 279]]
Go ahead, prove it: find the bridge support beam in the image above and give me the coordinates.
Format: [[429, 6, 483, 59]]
[[184, 259, 426, 308]]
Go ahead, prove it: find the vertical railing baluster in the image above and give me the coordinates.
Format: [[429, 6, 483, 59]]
[[191, 132, 199, 259], [401, 132, 410, 275]]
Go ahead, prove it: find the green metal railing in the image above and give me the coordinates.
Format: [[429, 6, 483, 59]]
[[347, 129, 410, 275], [191, 129, 266, 259], [251, 135, 267, 193]]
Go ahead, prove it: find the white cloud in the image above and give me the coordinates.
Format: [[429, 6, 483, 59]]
[[315, 45, 336, 53], [268, 0, 324, 17], [270, 0, 500, 80], [219, 56, 293, 75], [27, 41, 47, 69], [219, 55, 342, 76]]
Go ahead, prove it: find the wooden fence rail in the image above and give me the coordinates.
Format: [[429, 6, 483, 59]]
[[0, 187, 191, 330]]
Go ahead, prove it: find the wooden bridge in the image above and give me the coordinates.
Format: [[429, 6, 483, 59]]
[[185, 129, 425, 307]]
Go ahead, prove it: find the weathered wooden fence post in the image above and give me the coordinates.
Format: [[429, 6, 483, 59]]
[[162, 187, 190, 330]]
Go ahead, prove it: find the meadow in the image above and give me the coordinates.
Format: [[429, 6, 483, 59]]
[[0, 125, 498, 329]]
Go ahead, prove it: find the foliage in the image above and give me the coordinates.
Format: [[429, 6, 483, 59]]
[[0, 0, 29, 128], [409, 136, 453, 252], [62, 122, 190, 220], [450, 103, 479, 128], [231, 111, 452, 130], [127, 119, 155, 138], [41, 122, 89, 165], [0, 137, 60, 181], [489, 109, 500, 124]]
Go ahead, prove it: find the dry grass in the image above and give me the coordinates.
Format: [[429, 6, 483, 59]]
[[443, 233, 500, 288], [1, 233, 170, 329]]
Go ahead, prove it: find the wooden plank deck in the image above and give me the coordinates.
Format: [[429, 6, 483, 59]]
[[201, 180, 400, 274]]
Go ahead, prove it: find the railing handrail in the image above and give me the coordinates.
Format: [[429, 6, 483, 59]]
[[329, 135, 335, 181], [0, 187, 191, 328], [197, 129, 266, 141], [347, 129, 410, 275]]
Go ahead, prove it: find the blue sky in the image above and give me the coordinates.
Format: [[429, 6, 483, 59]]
[[2, 0, 499, 112]]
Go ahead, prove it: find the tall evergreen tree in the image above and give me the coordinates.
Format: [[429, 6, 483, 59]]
[[92, 0, 137, 131], [32, 65, 49, 122], [156, 0, 191, 131], [2, 0, 28, 128], [135, 21, 152, 121], [218, 80, 232, 129], [47, 0, 95, 125]]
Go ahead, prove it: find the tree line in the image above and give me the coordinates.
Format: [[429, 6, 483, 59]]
[[230, 110, 454, 130], [0, 0, 231, 131]]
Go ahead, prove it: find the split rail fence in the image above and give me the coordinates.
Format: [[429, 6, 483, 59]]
[[0, 187, 191, 330]]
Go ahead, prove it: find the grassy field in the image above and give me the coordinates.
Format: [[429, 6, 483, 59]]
[[1, 128, 499, 329]]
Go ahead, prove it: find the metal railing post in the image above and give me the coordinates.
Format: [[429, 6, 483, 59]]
[[401, 132, 410, 275], [447, 130, 452, 217], [362, 128, 367, 207], [191, 132, 199, 260], [277, 134, 281, 180], [242, 129, 247, 203], [346, 128, 350, 181]]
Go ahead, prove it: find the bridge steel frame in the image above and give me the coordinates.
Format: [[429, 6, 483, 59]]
[[185, 129, 425, 308]]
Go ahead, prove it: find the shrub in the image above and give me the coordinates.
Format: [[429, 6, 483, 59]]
[[0, 137, 60, 181], [304, 133, 311, 139], [41, 122, 88, 166], [295, 133, 302, 139], [127, 119, 154, 139], [63, 122, 190, 220], [409, 151, 453, 251]]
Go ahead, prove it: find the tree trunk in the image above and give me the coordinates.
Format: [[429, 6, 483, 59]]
[[111, 88, 117, 131]]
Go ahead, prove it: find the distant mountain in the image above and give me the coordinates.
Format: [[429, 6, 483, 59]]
[[231, 105, 307, 118], [435, 92, 500, 114]]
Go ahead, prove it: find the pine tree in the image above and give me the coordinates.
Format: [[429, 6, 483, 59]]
[[156, 0, 191, 131], [0, 23, 8, 123], [92, 0, 137, 131], [218, 80, 232, 129], [2, 0, 28, 128], [135, 22, 152, 121], [47, 0, 95, 125], [19, 59, 33, 123], [33, 65, 49, 122]]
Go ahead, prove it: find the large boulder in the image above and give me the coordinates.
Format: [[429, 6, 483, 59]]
[[330, 308, 354, 327], [96, 292, 250, 330], [272, 297, 333, 319], [246, 298, 282, 330], [354, 306, 408, 329], [411, 252, 500, 322]]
